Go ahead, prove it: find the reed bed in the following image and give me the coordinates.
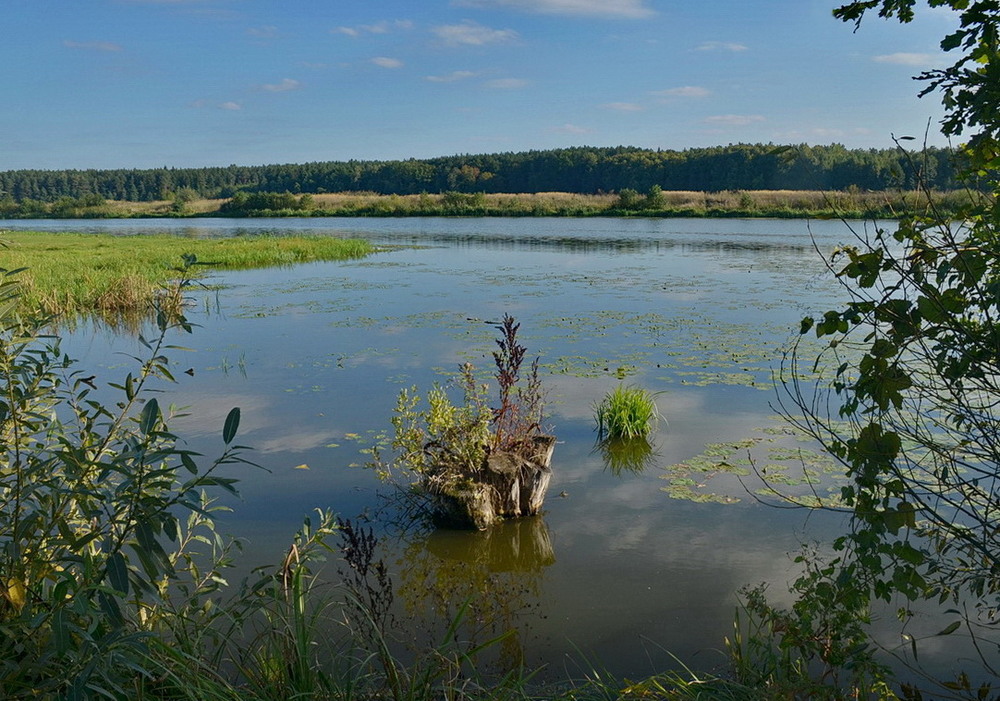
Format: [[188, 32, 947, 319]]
[[10, 188, 975, 219], [0, 231, 372, 316]]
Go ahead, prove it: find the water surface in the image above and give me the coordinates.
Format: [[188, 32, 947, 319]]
[[3, 216, 882, 678]]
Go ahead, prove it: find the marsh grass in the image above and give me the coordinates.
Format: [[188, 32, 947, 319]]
[[594, 385, 661, 441], [12, 188, 971, 219], [0, 231, 372, 316]]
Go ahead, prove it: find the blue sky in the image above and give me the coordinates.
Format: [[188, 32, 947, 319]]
[[4, 0, 958, 170]]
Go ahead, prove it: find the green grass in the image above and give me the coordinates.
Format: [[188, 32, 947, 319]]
[[0, 231, 373, 316], [594, 384, 661, 441]]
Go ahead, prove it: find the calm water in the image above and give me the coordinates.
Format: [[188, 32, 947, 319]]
[[3, 217, 894, 678]]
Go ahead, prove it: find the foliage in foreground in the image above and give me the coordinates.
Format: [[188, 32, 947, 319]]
[[750, 0, 1000, 698]]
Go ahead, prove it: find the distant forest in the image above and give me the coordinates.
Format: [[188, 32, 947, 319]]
[[0, 144, 964, 203]]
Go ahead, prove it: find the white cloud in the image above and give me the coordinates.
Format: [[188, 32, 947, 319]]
[[432, 20, 518, 46], [334, 20, 413, 37], [553, 123, 593, 134], [704, 114, 764, 126], [247, 26, 279, 39], [696, 41, 748, 52], [372, 56, 404, 69], [453, 0, 653, 19], [653, 86, 711, 98], [63, 40, 123, 52], [602, 102, 644, 112], [873, 52, 936, 66], [425, 70, 477, 83], [219, 101, 242, 111], [260, 78, 301, 92], [484, 77, 528, 89]]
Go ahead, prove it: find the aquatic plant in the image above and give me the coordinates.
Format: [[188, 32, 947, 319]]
[[593, 384, 660, 441], [379, 314, 554, 529], [0, 230, 372, 317]]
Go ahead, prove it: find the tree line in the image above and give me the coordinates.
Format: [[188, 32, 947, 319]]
[[0, 143, 964, 204]]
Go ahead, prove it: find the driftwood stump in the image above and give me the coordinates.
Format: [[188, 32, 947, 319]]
[[428, 435, 555, 530]]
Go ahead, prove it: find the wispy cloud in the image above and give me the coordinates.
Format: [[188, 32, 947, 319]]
[[873, 52, 936, 66], [219, 101, 242, 111], [432, 20, 518, 47], [334, 20, 413, 37], [453, 0, 653, 19], [372, 56, 404, 69], [653, 86, 711, 98], [63, 40, 123, 52], [120, 0, 213, 4], [696, 41, 748, 52], [553, 123, 593, 134], [426, 70, 478, 82], [484, 77, 528, 89], [247, 26, 280, 40], [260, 78, 301, 92], [602, 102, 644, 112], [704, 114, 764, 126]]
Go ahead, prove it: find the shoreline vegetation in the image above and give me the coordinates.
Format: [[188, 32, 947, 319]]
[[0, 187, 977, 220], [0, 231, 373, 317]]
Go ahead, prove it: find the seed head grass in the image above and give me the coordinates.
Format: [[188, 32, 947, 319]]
[[0, 231, 373, 316], [594, 384, 661, 441]]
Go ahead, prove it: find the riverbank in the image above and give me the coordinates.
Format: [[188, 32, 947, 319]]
[[0, 231, 373, 317], [0, 188, 973, 220]]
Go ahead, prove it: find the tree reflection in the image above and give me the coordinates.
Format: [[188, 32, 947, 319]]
[[394, 517, 554, 672]]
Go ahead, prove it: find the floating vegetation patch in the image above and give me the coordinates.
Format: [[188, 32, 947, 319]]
[[533, 310, 790, 388], [660, 419, 848, 505]]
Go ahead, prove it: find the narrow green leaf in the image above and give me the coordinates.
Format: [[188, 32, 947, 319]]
[[107, 552, 129, 595], [53, 606, 71, 656], [180, 452, 198, 474], [936, 620, 961, 636], [139, 398, 160, 435], [223, 406, 241, 444]]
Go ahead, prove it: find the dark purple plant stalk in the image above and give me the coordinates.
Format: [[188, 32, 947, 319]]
[[490, 314, 542, 453]]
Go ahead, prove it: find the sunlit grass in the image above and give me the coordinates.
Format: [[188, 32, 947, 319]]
[[80, 188, 969, 219], [0, 231, 373, 316], [594, 384, 661, 441]]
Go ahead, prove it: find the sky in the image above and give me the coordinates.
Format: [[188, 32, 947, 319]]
[[4, 0, 961, 171]]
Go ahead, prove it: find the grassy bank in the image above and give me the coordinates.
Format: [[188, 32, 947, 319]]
[[1, 188, 978, 219], [0, 231, 373, 316]]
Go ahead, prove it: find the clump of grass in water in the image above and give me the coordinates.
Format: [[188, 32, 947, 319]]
[[594, 384, 661, 440]]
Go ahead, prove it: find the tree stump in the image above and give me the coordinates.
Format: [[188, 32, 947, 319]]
[[428, 435, 556, 530]]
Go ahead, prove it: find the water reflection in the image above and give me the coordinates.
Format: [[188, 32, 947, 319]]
[[395, 517, 555, 670], [596, 436, 658, 475]]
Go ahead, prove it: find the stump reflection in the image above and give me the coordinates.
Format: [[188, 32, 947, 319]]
[[396, 516, 555, 671]]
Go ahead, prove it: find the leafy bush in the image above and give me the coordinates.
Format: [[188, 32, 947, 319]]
[[0, 266, 254, 697]]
